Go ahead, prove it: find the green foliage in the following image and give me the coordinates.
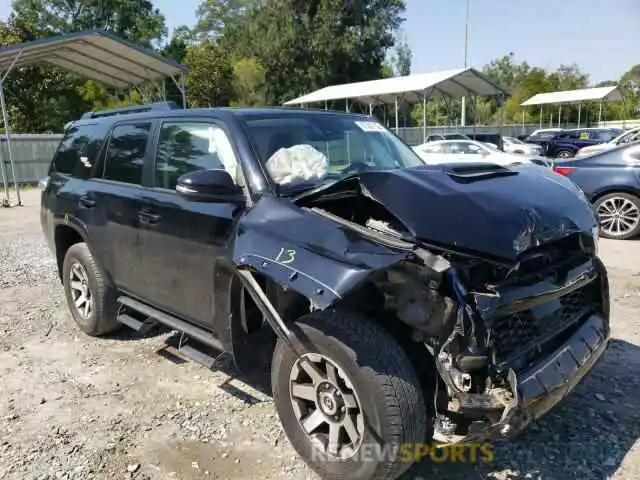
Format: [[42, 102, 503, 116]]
[[230, 57, 266, 107], [11, 0, 167, 45], [1, 0, 638, 133], [184, 40, 234, 107]]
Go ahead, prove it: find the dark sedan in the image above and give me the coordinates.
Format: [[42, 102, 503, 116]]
[[553, 142, 640, 239]]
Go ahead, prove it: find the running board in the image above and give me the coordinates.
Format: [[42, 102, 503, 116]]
[[117, 296, 225, 352]]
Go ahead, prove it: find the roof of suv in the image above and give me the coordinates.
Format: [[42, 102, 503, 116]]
[[71, 102, 373, 128]]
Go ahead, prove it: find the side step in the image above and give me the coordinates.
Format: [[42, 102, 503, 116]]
[[116, 296, 225, 352]]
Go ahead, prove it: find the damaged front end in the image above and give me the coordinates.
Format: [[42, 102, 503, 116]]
[[430, 233, 609, 443], [285, 164, 610, 445]]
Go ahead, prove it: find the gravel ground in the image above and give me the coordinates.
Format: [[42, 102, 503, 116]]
[[1, 189, 639, 480]]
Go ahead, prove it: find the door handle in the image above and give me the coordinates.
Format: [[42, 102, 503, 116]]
[[79, 196, 96, 208]]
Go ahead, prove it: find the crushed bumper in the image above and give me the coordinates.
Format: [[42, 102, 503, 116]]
[[496, 313, 609, 437], [440, 313, 609, 444]]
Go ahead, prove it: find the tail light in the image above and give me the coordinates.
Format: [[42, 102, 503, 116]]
[[553, 166, 576, 176]]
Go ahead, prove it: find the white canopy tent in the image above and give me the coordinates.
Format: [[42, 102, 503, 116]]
[[521, 86, 623, 128], [283, 67, 508, 138]]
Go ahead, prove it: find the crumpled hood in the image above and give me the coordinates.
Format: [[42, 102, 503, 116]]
[[297, 164, 598, 262]]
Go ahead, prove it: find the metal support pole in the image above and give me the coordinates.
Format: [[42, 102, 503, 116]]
[[0, 51, 22, 207], [521, 110, 525, 135], [422, 94, 427, 143], [325, 101, 328, 111], [345, 98, 349, 112], [394, 96, 399, 134], [558, 105, 562, 128], [498, 95, 505, 141], [577, 103, 582, 128], [368, 103, 373, 116], [0, 82, 20, 206], [460, 0, 470, 127], [539, 105, 543, 128], [598, 101, 603, 125], [472, 95, 477, 137], [0, 135, 9, 207]]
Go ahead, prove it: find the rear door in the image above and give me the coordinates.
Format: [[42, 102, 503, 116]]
[[135, 118, 245, 328], [42, 121, 109, 256], [88, 121, 156, 296]]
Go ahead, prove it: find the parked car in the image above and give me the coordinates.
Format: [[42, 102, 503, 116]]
[[412, 139, 549, 167], [424, 132, 471, 142], [575, 126, 640, 157], [527, 128, 623, 159], [465, 133, 502, 150], [502, 136, 544, 156], [527, 127, 564, 137], [41, 102, 609, 480], [553, 142, 640, 240]]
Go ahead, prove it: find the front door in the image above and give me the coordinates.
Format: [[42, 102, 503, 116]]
[[136, 119, 245, 328]]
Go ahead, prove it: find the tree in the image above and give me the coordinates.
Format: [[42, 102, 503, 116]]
[[193, 0, 258, 42], [221, 0, 407, 104], [231, 57, 266, 106], [390, 32, 411, 76], [11, 0, 167, 46], [184, 40, 234, 107]]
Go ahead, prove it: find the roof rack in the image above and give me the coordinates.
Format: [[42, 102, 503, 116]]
[[80, 101, 181, 119]]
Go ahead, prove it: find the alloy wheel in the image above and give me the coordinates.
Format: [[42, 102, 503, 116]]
[[289, 353, 365, 460], [69, 262, 93, 318], [597, 196, 640, 237]]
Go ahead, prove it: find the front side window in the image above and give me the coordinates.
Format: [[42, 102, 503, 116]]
[[154, 122, 239, 190], [103, 123, 151, 185], [242, 114, 425, 191]]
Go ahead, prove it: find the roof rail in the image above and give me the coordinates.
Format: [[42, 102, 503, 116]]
[[80, 101, 181, 119]]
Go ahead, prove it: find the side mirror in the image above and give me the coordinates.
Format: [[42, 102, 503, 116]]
[[176, 169, 244, 203]]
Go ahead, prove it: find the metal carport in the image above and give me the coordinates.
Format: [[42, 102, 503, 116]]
[[0, 29, 188, 207], [521, 86, 623, 129], [283, 67, 508, 139]]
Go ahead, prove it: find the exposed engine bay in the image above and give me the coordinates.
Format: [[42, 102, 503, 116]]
[[286, 166, 609, 443]]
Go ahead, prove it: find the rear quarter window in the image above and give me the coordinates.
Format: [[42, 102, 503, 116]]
[[50, 122, 107, 177]]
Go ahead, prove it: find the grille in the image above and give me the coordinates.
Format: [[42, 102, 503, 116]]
[[490, 283, 600, 371]]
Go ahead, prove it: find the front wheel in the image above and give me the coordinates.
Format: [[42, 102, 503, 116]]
[[555, 149, 575, 159], [271, 310, 429, 480], [594, 192, 640, 240]]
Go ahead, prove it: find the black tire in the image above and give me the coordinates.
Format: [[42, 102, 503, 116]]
[[62, 242, 121, 336], [555, 149, 574, 159], [593, 192, 640, 240], [271, 309, 428, 480]]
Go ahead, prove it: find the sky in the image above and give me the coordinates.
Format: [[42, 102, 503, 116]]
[[2, 0, 639, 83]]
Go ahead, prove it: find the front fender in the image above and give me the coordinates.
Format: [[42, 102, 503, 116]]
[[231, 196, 412, 310]]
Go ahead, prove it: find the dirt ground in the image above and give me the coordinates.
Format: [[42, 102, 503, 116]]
[[1, 188, 639, 480]]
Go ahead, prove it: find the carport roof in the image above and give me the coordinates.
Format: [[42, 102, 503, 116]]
[[0, 30, 187, 89], [283, 67, 508, 106], [521, 86, 623, 106]]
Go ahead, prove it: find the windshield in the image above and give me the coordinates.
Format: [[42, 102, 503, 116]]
[[241, 113, 426, 192], [505, 136, 524, 144]]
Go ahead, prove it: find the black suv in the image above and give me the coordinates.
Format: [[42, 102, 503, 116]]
[[41, 102, 610, 480]]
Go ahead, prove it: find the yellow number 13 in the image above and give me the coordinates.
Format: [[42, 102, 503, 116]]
[[275, 247, 296, 265]]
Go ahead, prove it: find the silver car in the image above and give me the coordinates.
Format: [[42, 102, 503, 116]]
[[502, 136, 543, 155], [576, 126, 640, 157]]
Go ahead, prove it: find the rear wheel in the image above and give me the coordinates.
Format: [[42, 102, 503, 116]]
[[594, 192, 640, 240], [271, 310, 428, 480], [555, 149, 574, 159], [62, 242, 121, 336]]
